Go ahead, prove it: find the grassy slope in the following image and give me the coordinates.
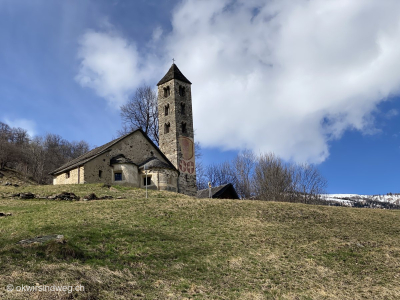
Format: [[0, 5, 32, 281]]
[[0, 184, 399, 300], [0, 168, 37, 186]]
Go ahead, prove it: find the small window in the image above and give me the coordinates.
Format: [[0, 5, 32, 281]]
[[99, 170, 102, 178], [182, 122, 187, 133], [181, 103, 186, 115], [164, 123, 170, 134], [163, 86, 170, 97], [164, 104, 169, 116], [114, 172, 122, 181], [66, 171, 70, 179], [143, 176, 151, 186], [179, 86, 185, 97]]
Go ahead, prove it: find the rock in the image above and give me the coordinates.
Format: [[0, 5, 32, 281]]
[[3, 182, 12, 186], [0, 212, 12, 217], [109, 187, 118, 192], [13, 184, 19, 187], [19, 193, 35, 199], [102, 184, 111, 188], [53, 192, 79, 201], [99, 195, 113, 200], [0, 172, 3, 178], [116, 196, 123, 199], [83, 193, 98, 200], [17, 235, 65, 246]]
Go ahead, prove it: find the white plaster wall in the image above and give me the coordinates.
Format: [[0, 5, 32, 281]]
[[112, 164, 139, 187]]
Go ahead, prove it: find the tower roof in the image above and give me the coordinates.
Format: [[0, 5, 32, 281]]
[[157, 63, 192, 86]]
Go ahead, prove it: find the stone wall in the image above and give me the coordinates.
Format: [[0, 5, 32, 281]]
[[110, 131, 169, 165], [53, 166, 84, 185], [140, 168, 178, 192], [158, 78, 197, 196], [84, 152, 112, 184], [54, 130, 179, 190]]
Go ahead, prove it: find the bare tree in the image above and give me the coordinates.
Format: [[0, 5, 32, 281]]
[[233, 150, 255, 199], [194, 141, 209, 190], [120, 85, 159, 144], [292, 163, 327, 203], [0, 120, 91, 184], [252, 152, 293, 202], [28, 137, 47, 183], [252, 152, 327, 203], [206, 161, 236, 188], [0, 122, 27, 170]]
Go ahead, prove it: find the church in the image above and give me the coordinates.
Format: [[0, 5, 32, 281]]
[[50, 64, 197, 196]]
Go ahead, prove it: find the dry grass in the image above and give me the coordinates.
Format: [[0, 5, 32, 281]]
[[1, 184, 400, 299], [0, 168, 37, 186]]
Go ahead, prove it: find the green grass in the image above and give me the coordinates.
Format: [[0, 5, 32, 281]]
[[1, 184, 400, 299]]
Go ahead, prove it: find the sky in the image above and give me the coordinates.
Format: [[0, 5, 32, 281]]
[[1, 0, 400, 194]]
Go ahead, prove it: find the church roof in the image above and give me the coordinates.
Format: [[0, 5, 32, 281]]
[[50, 129, 176, 175], [157, 63, 192, 86], [110, 154, 135, 165], [197, 183, 240, 199], [138, 157, 174, 170]]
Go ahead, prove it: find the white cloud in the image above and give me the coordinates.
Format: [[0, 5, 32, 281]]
[[163, 0, 400, 163], [385, 109, 398, 119], [152, 26, 163, 42], [4, 118, 37, 137], [76, 0, 400, 163], [75, 30, 146, 106]]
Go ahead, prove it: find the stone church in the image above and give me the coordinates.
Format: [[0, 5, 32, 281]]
[[50, 64, 197, 196]]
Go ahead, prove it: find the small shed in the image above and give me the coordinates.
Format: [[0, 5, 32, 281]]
[[197, 183, 239, 199]]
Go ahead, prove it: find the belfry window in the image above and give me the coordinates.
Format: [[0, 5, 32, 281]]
[[165, 104, 169, 116], [163, 86, 170, 97], [98, 170, 102, 178], [181, 122, 187, 133], [164, 123, 170, 134], [181, 103, 186, 115], [179, 86, 185, 97]]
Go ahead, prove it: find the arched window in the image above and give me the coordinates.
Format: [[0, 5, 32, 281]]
[[164, 104, 169, 116], [164, 122, 170, 134], [181, 122, 187, 133], [179, 86, 185, 97], [163, 86, 170, 97], [180, 103, 186, 115]]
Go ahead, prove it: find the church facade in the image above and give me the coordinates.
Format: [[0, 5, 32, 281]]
[[50, 64, 197, 196]]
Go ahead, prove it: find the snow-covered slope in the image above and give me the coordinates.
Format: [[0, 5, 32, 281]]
[[322, 194, 400, 207]]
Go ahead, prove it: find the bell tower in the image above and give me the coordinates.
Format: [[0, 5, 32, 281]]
[[157, 63, 197, 196]]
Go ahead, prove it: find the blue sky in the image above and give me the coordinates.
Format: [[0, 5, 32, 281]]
[[1, 0, 400, 194]]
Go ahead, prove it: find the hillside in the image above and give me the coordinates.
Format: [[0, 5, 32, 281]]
[[0, 168, 37, 187], [1, 184, 400, 299]]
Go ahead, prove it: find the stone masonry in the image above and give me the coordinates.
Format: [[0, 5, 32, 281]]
[[157, 64, 197, 196]]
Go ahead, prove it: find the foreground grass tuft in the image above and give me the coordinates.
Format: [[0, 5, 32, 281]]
[[1, 184, 400, 299]]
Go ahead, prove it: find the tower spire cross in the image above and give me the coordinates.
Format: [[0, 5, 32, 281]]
[[172, 58, 175, 64]]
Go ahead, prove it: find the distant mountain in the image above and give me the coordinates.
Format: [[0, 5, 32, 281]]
[[323, 194, 400, 209]]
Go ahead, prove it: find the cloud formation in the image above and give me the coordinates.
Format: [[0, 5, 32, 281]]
[[4, 117, 37, 137], [76, 30, 144, 106], [76, 0, 400, 163]]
